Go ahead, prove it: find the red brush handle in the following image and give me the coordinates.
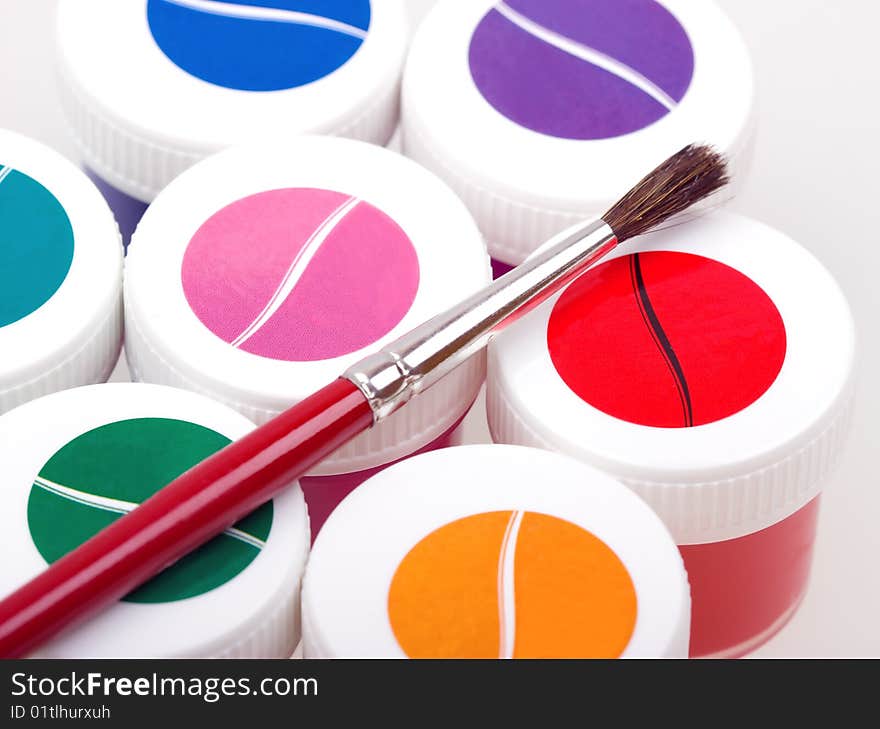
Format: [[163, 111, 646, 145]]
[[0, 379, 373, 658]]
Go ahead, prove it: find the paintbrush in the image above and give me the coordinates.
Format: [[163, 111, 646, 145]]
[[0, 144, 728, 657]]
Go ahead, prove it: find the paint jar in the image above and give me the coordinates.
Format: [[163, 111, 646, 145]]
[[402, 0, 755, 275], [487, 212, 857, 658], [0, 129, 122, 415], [55, 0, 409, 245], [302, 444, 691, 658], [0, 383, 310, 658], [124, 136, 490, 539]]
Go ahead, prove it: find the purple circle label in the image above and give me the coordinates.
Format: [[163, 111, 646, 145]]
[[182, 188, 420, 362], [469, 0, 695, 140]]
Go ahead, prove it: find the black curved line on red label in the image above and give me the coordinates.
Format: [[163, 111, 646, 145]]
[[629, 254, 694, 427]]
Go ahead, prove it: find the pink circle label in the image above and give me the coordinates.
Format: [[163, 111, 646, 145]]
[[182, 188, 420, 361]]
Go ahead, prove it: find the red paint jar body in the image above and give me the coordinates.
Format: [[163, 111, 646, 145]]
[[488, 213, 857, 658], [680, 498, 820, 658]]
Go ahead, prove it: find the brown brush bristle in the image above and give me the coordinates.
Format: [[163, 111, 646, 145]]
[[603, 144, 729, 243]]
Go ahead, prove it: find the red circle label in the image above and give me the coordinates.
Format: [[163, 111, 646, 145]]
[[547, 252, 787, 428]]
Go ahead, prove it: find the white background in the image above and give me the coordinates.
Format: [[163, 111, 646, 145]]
[[1, 1, 877, 657]]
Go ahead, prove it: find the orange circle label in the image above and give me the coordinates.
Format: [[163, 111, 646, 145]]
[[388, 511, 637, 658]]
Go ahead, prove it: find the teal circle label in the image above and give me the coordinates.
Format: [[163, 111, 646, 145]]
[[0, 164, 74, 328], [27, 418, 274, 604]]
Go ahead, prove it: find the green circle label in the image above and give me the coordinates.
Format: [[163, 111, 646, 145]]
[[27, 418, 273, 604], [0, 163, 75, 328]]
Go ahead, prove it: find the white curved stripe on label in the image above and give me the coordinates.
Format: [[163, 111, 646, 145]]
[[159, 0, 369, 40], [495, 2, 677, 111], [33, 477, 266, 550], [0, 166, 12, 186], [497, 510, 524, 659], [230, 196, 361, 350]]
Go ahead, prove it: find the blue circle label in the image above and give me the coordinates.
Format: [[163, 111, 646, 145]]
[[0, 164, 74, 328], [147, 0, 372, 92]]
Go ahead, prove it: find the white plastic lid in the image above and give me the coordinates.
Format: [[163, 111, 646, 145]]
[[0, 383, 309, 658], [406, 0, 438, 32], [302, 444, 690, 658], [402, 0, 755, 265], [56, 0, 409, 202], [488, 212, 857, 545], [0, 129, 122, 415], [125, 136, 490, 475]]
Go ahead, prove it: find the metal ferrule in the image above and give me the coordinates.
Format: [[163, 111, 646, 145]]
[[344, 219, 618, 423]]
